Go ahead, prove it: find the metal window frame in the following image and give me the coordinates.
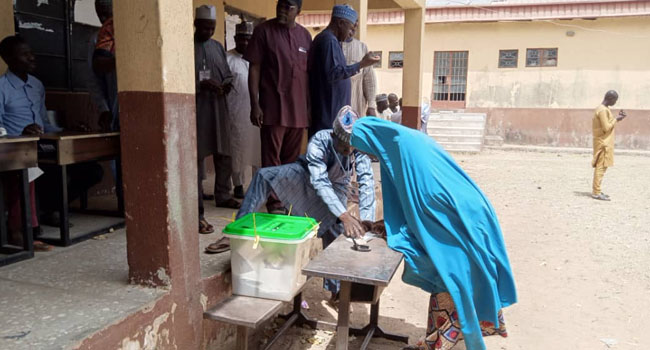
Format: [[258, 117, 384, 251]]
[[525, 48, 558, 68], [498, 49, 518, 68], [431, 50, 469, 109], [388, 51, 403, 69]]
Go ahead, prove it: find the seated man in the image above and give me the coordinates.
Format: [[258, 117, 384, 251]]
[[0, 35, 103, 233], [206, 106, 376, 299]]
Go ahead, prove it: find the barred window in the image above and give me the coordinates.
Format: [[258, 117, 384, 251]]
[[526, 48, 558, 67], [388, 51, 403, 69], [498, 50, 518, 68]]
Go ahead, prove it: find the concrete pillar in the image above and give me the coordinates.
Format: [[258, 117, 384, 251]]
[[193, 0, 226, 43], [401, 7, 425, 130], [112, 0, 202, 346], [113, 0, 199, 287], [0, 0, 15, 72], [337, 0, 367, 41]]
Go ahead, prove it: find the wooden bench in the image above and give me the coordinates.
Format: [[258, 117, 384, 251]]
[[204, 295, 283, 350]]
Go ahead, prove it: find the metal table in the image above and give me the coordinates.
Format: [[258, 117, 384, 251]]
[[38, 132, 123, 246], [0, 136, 38, 266], [302, 235, 408, 350]]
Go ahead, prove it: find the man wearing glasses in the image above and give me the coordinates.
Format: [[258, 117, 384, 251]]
[[244, 0, 312, 214]]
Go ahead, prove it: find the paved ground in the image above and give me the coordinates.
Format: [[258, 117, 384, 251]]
[[2, 149, 648, 350], [264, 149, 650, 350]]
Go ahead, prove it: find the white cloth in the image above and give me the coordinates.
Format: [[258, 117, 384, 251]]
[[226, 50, 261, 172], [380, 109, 393, 121]]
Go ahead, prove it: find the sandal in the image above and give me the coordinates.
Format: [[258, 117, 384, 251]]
[[205, 237, 230, 254], [199, 218, 214, 234], [215, 198, 241, 209], [591, 193, 611, 201], [33, 240, 53, 252], [202, 193, 215, 201]]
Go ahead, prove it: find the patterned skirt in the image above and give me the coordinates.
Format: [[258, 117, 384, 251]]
[[409, 292, 508, 350]]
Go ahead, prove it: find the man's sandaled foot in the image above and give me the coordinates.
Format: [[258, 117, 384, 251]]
[[202, 193, 215, 201], [205, 237, 230, 254], [215, 198, 240, 209], [199, 218, 214, 234], [34, 240, 53, 252], [592, 193, 611, 201], [268, 208, 286, 215]]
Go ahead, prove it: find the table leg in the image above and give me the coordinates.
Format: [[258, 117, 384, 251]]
[[80, 190, 88, 210], [336, 281, 352, 350], [19, 169, 34, 253], [0, 177, 7, 247], [235, 325, 249, 350], [264, 292, 329, 350], [59, 165, 70, 246], [349, 297, 410, 346]]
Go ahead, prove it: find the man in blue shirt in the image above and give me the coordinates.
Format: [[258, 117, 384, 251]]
[[0, 36, 59, 136], [308, 5, 379, 137], [0, 35, 103, 233]]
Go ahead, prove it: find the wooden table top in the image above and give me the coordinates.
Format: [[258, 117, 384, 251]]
[[302, 235, 403, 287], [39, 131, 120, 141], [0, 136, 40, 144], [204, 295, 284, 328]]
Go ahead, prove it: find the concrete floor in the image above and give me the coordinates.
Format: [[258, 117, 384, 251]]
[[0, 198, 234, 350], [0, 228, 165, 350]]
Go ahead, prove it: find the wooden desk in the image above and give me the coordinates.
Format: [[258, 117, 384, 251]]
[[38, 132, 120, 165], [38, 132, 123, 246], [302, 236, 407, 350], [0, 136, 38, 266]]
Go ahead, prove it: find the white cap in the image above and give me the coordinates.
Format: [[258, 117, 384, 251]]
[[195, 5, 216, 20]]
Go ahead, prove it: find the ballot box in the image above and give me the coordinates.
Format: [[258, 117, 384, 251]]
[[223, 213, 318, 301]]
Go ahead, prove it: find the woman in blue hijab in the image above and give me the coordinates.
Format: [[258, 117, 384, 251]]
[[351, 118, 517, 350]]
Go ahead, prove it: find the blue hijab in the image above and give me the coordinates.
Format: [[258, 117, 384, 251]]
[[351, 118, 517, 350]]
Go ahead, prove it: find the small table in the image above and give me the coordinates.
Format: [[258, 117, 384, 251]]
[[0, 136, 38, 266], [38, 132, 123, 246], [302, 235, 408, 350]]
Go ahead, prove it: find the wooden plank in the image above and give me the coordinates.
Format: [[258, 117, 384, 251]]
[[336, 281, 352, 350], [57, 135, 120, 165], [302, 236, 403, 286], [40, 131, 120, 140], [0, 136, 39, 144], [235, 325, 249, 350], [0, 140, 38, 172], [203, 295, 283, 329]]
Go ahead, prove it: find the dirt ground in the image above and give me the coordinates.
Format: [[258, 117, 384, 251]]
[[264, 149, 650, 350]]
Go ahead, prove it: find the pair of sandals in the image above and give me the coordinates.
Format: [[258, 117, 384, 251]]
[[592, 193, 611, 201]]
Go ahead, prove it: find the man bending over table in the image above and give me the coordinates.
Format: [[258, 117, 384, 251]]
[[206, 106, 375, 303]]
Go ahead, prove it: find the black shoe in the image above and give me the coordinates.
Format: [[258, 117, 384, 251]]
[[234, 186, 245, 199]]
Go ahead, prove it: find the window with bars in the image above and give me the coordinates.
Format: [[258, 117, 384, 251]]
[[370, 51, 382, 68], [498, 50, 518, 68], [388, 51, 403, 69], [526, 48, 558, 67], [432, 51, 468, 107]]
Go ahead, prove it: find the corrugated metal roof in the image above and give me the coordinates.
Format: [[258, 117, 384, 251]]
[[427, 0, 631, 6], [298, 0, 650, 26]]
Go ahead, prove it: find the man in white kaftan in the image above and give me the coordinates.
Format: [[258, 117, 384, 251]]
[[226, 21, 260, 199]]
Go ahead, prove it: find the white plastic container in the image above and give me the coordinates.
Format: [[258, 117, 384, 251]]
[[226, 230, 316, 301]]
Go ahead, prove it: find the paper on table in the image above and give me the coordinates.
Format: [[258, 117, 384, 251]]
[[28, 167, 44, 182], [345, 232, 379, 244]]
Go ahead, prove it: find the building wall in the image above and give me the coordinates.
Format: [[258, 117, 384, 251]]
[[327, 16, 650, 149]]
